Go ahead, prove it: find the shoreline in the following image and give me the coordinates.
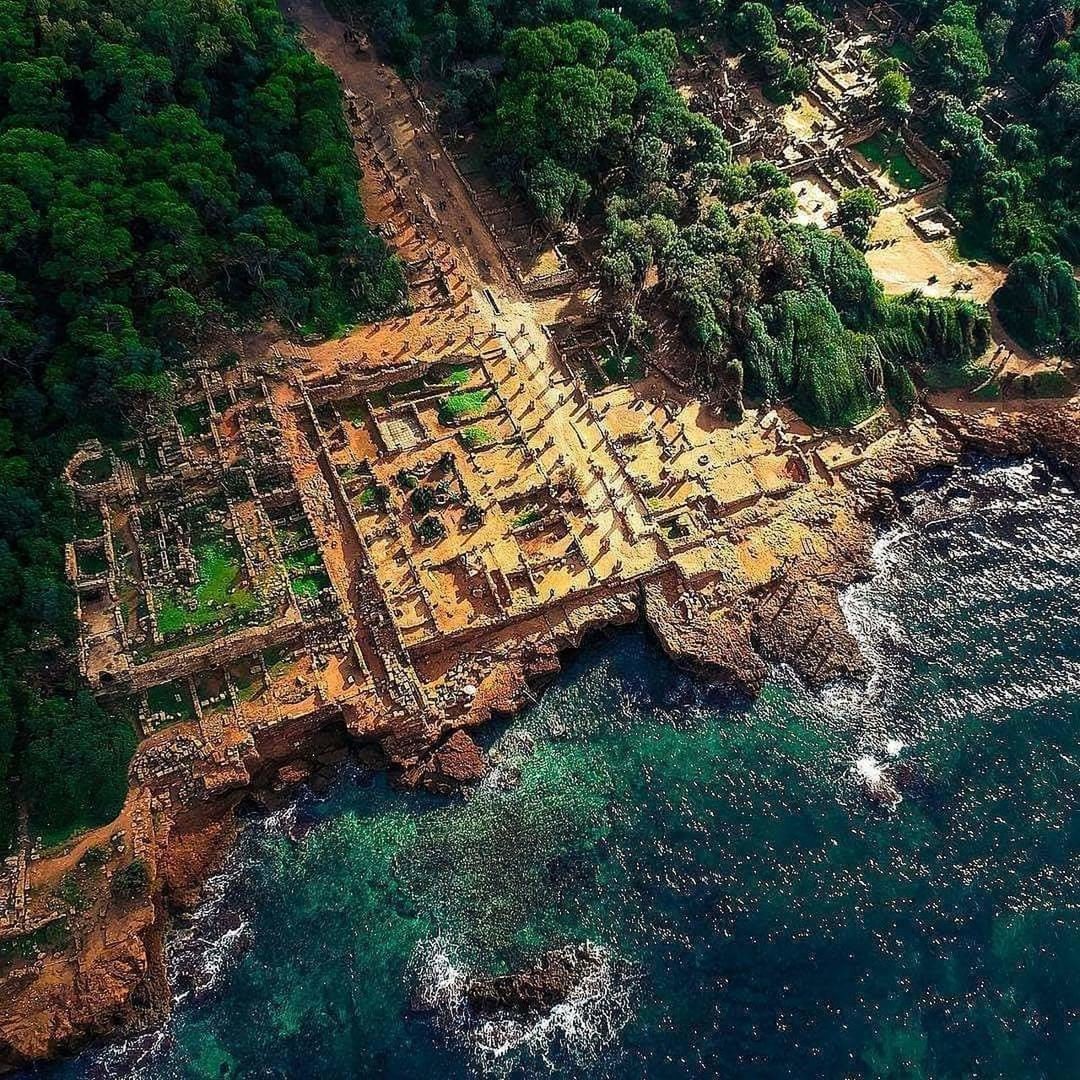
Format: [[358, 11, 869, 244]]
[[2, 399, 1077, 1073]]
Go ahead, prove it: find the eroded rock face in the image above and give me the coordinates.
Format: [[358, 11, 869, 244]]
[[0, 898, 165, 1073], [465, 943, 605, 1017], [934, 401, 1080, 481], [400, 729, 488, 794]]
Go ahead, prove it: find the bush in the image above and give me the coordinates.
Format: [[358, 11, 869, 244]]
[[835, 187, 882, 247], [111, 860, 150, 903]]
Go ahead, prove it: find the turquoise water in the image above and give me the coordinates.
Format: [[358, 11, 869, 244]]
[[55, 458, 1078, 1079]]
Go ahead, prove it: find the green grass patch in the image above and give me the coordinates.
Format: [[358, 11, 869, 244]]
[[511, 507, 542, 529], [427, 362, 472, 387], [922, 362, 991, 391], [285, 549, 322, 574], [146, 679, 197, 724], [854, 133, 927, 191], [439, 389, 490, 423], [156, 543, 258, 636], [77, 549, 108, 577], [600, 346, 645, 383], [387, 376, 427, 400], [339, 398, 366, 425], [176, 402, 211, 438], [292, 570, 330, 600], [460, 425, 494, 449], [74, 507, 104, 539], [74, 455, 112, 485], [263, 645, 292, 675]]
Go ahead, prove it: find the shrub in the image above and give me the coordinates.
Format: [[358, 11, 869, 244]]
[[111, 860, 149, 903]]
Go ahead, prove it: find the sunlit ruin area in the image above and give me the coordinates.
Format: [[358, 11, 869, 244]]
[[1, 0, 1078, 1072]]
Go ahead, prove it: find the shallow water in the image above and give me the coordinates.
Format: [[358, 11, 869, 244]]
[[50, 458, 1079, 1079]]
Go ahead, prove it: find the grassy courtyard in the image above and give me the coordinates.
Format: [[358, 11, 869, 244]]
[[156, 543, 258, 637]]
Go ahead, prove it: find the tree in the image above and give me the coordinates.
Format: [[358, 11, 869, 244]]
[[996, 252, 1080, 351], [782, 5, 826, 56], [20, 693, 137, 838], [0, 0, 405, 853], [731, 3, 779, 54], [915, 5, 990, 101], [878, 68, 912, 124], [835, 186, 881, 247], [526, 159, 591, 228]]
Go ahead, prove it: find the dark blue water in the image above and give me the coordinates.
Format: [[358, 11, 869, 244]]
[[53, 458, 1079, 1079]]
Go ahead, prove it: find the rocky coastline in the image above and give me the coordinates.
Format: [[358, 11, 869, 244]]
[[1, 399, 1077, 1073]]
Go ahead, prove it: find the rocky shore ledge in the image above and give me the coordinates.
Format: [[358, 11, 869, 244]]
[[1, 399, 1077, 1073]]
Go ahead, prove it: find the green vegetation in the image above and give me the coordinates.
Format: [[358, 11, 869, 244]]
[[156, 544, 258, 637], [439, 389, 490, 422], [427, 362, 472, 387], [147, 680, 197, 725], [347, 0, 1004, 424], [922, 362, 992, 390], [285, 549, 324, 574], [20, 694, 137, 845], [914, 3, 990, 101], [176, 404, 211, 439], [460, 425, 495, 449], [876, 59, 912, 125], [731, 2, 810, 102], [111, 859, 150, 903], [0, 917, 71, 967], [601, 346, 645, 382], [911, 0, 1080, 281], [853, 133, 928, 191], [0, 0, 402, 853], [512, 507, 543, 529], [292, 571, 331, 601], [410, 486, 436, 514], [356, 483, 389, 510], [660, 213, 989, 425], [835, 186, 882, 247], [886, 39, 917, 68], [996, 253, 1080, 352]]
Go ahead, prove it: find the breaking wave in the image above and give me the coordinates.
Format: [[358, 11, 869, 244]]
[[410, 939, 635, 1076]]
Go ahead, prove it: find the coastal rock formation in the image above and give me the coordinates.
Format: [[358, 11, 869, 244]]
[[400, 729, 488, 794], [933, 401, 1080, 482], [465, 943, 606, 1017], [0, 896, 164, 1072]]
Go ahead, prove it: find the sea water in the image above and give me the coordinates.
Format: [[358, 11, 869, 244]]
[[48, 458, 1079, 1079]]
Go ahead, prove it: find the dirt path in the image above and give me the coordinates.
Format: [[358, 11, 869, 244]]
[[282, 0, 517, 297]]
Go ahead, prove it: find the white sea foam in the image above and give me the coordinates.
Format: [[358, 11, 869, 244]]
[[411, 938, 634, 1076]]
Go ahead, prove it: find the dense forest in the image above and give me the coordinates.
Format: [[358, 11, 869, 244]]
[[0, 0, 404, 853]]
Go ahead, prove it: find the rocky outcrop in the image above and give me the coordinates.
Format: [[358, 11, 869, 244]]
[[932, 400, 1080, 481], [399, 729, 488, 793], [465, 943, 605, 1017], [644, 577, 769, 693], [0, 896, 165, 1073]]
